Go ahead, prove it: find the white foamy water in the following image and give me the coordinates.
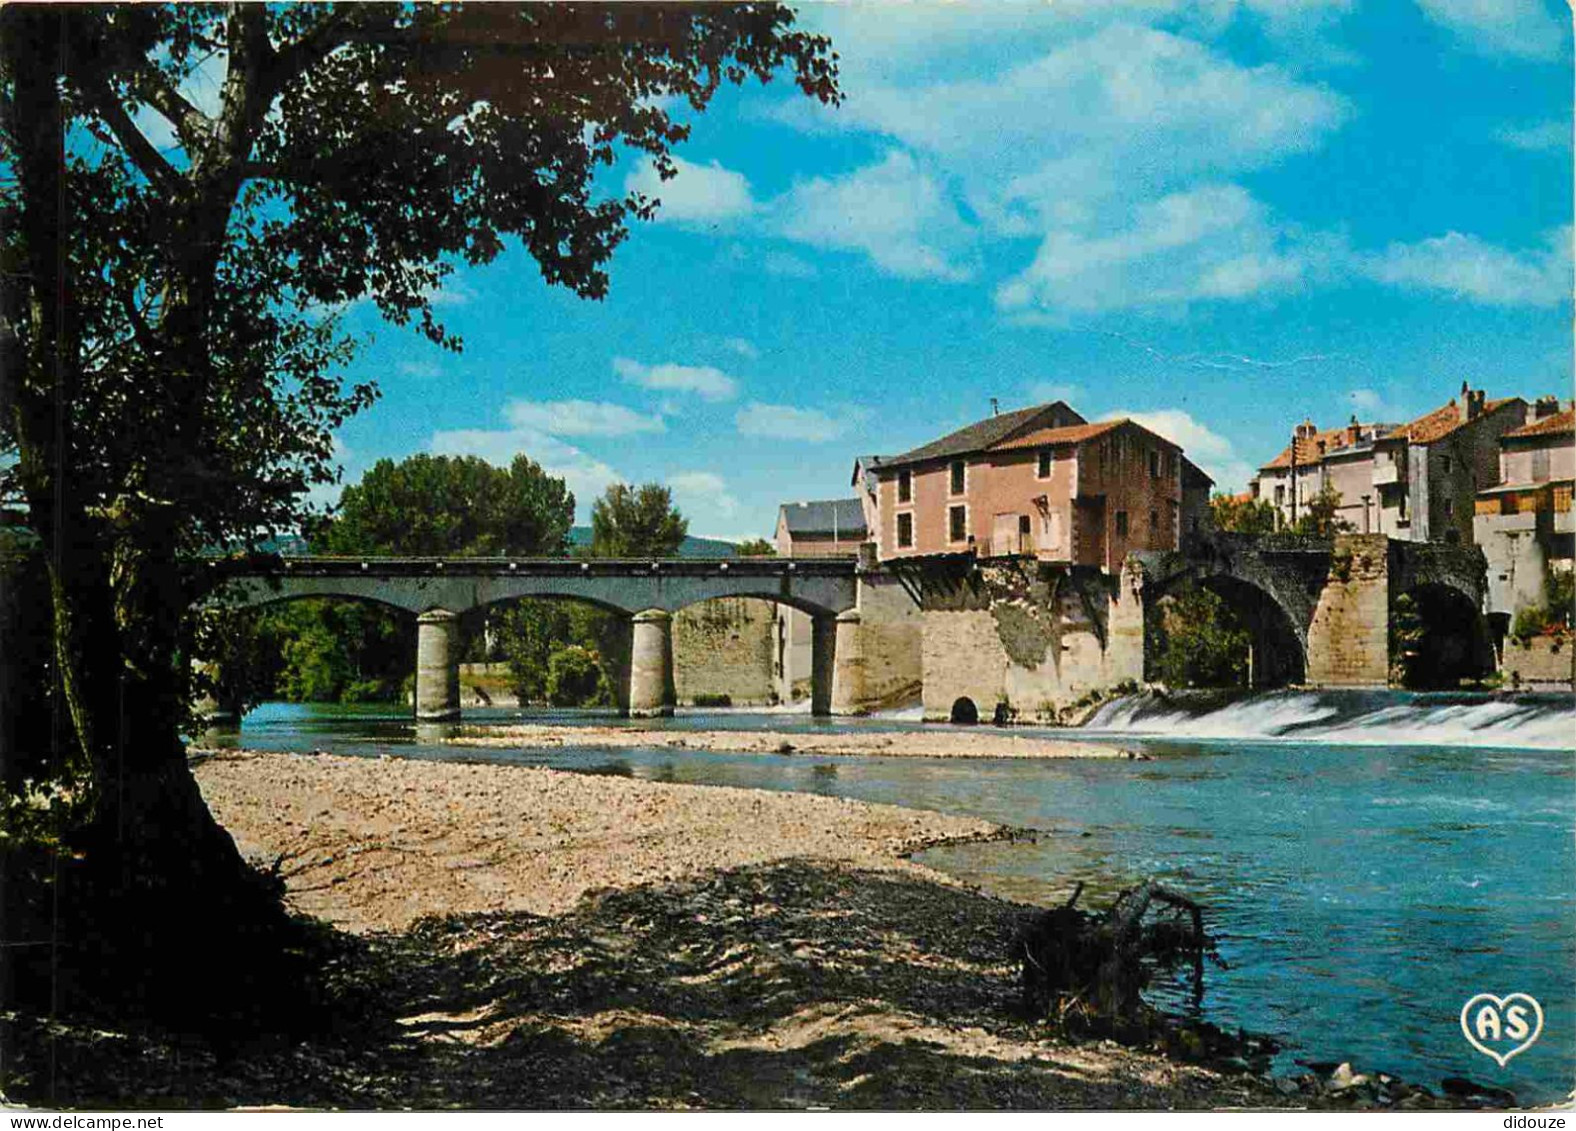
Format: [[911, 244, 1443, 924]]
[[1083, 690, 1575, 751]]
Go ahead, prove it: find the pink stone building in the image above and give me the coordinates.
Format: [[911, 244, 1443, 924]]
[[858, 401, 1206, 572], [1474, 400, 1575, 623]]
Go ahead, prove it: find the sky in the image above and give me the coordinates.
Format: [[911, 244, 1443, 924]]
[[320, 0, 1572, 540]]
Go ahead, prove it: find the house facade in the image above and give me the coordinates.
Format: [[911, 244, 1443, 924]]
[[1474, 400, 1575, 625], [861, 402, 1203, 573], [772, 498, 867, 557], [1250, 384, 1529, 542]]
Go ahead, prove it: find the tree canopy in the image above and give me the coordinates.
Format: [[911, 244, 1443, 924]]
[[0, 1, 838, 1029], [1209, 493, 1277, 535], [589, 483, 689, 558], [317, 453, 575, 557]]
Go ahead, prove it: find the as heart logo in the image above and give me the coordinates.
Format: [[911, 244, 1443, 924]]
[[1460, 993, 1544, 1067]]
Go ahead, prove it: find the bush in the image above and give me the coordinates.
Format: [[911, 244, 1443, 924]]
[[546, 646, 607, 707], [1153, 585, 1250, 689]]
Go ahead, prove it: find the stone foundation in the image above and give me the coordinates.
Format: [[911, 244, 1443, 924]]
[[1305, 535, 1391, 687], [1500, 635, 1575, 688], [674, 597, 775, 705]]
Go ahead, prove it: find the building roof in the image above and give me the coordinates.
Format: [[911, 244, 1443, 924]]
[[1503, 408, 1574, 440], [990, 419, 1128, 452], [1392, 397, 1521, 444], [778, 498, 867, 539], [1259, 423, 1384, 472], [880, 402, 1085, 469], [1182, 457, 1216, 489]]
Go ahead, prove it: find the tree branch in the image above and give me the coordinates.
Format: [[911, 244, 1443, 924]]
[[68, 65, 182, 197]]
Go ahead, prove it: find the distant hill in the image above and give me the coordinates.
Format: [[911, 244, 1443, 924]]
[[567, 526, 738, 558]]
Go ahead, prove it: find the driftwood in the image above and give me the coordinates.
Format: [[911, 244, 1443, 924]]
[[1017, 880, 1224, 1032]]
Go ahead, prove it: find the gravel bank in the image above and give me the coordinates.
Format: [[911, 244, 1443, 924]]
[[194, 749, 1003, 933], [447, 723, 1134, 760]]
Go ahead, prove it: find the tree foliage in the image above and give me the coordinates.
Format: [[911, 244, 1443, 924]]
[[1209, 494, 1277, 535], [0, 2, 837, 1027], [1153, 584, 1251, 689], [1289, 483, 1354, 538], [317, 453, 575, 557], [736, 537, 776, 556], [589, 483, 688, 558]]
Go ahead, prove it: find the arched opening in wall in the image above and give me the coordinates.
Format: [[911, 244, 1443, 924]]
[[469, 594, 630, 711], [208, 594, 415, 716], [1146, 577, 1305, 689], [1392, 583, 1494, 688], [667, 595, 779, 708], [950, 696, 980, 725]]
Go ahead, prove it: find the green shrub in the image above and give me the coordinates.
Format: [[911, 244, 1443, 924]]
[[546, 646, 606, 706]]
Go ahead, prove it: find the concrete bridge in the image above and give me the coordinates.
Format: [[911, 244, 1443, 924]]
[[203, 555, 863, 720], [1133, 532, 1493, 688]]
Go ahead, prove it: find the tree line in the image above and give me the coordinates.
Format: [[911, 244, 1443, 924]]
[[217, 454, 703, 711]]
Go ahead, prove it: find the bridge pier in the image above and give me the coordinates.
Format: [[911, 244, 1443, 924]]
[[829, 610, 865, 715], [629, 608, 675, 717], [415, 608, 462, 721]]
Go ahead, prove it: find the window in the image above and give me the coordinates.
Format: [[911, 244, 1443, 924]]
[[950, 460, 966, 495], [1165, 451, 1177, 478], [1037, 448, 1052, 479], [949, 505, 967, 543], [1149, 450, 1160, 478], [1274, 485, 1285, 505], [897, 470, 912, 504], [1149, 509, 1158, 533], [1444, 497, 1454, 518], [1115, 511, 1129, 537], [1441, 456, 1452, 475], [896, 512, 914, 548]]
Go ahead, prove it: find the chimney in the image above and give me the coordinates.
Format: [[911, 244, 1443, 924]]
[[1464, 388, 1485, 421], [990, 397, 1000, 417], [1535, 395, 1560, 420], [1347, 415, 1361, 446]]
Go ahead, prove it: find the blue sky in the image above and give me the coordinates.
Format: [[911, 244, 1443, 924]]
[[323, 0, 1572, 540]]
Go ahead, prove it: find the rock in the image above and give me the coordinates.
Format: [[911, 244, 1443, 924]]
[[1274, 1076, 1301, 1096], [1328, 1062, 1355, 1090]]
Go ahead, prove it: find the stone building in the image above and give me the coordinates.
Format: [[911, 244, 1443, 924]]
[[1251, 383, 1529, 542], [1474, 400, 1574, 633], [770, 497, 922, 709], [859, 401, 1197, 568]]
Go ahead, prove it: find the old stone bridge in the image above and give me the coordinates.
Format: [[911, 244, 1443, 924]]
[[204, 555, 863, 720], [1134, 532, 1491, 688]]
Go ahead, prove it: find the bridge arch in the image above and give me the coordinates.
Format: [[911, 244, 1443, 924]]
[[1392, 581, 1495, 688]]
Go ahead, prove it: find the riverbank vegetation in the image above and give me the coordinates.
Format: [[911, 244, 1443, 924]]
[[0, 2, 839, 1039]]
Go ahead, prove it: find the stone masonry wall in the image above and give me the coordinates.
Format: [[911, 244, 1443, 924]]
[[1500, 635, 1575, 688], [674, 597, 776, 705], [1306, 534, 1391, 686], [920, 562, 1142, 721], [857, 572, 923, 708]]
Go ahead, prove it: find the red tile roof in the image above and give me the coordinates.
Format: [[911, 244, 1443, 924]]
[[1504, 408, 1574, 439], [1258, 424, 1358, 471], [1393, 397, 1521, 444], [990, 419, 1126, 452]]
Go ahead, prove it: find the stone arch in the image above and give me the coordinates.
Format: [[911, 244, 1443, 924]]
[[1393, 581, 1495, 688], [1141, 564, 1309, 688], [949, 696, 980, 724]]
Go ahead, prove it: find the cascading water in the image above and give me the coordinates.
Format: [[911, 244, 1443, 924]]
[[1081, 688, 1575, 751]]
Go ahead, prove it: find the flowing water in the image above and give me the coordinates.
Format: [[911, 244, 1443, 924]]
[[225, 691, 1576, 1104]]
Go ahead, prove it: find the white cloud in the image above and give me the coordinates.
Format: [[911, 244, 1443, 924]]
[[1495, 120, 1569, 151], [1102, 407, 1257, 493], [625, 155, 757, 225], [736, 402, 849, 443], [395, 359, 445, 379], [429, 428, 622, 520], [998, 184, 1320, 317], [1361, 227, 1572, 307], [667, 470, 741, 520], [762, 251, 818, 278], [503, 399, 665, 437], [1413, 0, 1564, 59], [614, 357, 740, 401], [772, 151, 977, 281], [720, 337, 759, 360]]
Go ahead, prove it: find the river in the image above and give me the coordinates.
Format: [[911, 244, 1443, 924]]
[[221, 690, 1575, 1105]]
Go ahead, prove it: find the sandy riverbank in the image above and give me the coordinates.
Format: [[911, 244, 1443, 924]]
[[2, 751, 1448, 1109], [448, 722, 1135, 760]]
